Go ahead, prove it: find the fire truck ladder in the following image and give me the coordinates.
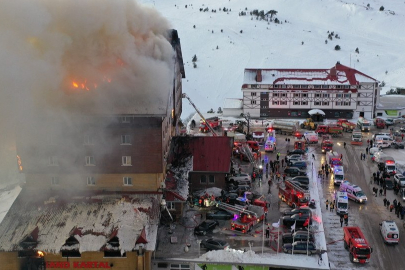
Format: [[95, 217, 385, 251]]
[[240, 143, 255, 164], [216, 202, 258, 217], [285, 180, 310, 199], [182, 93, 217, 136]]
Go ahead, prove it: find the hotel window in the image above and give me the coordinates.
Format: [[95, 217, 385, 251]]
[[209, 175, 215, 184], [314, 85, 321, 89], [123, 177, 132, 186], [87, 176, 96, 186], [301, 101, 308, 105], [167, 202, 175, 210], [344, 101, 351, 106], [251, 85, 258, 89], [121, 116, 132, 123], [251, 92, 257, 96], [315, 93, 321, 98], [335, 112, 340, 117], [377, 112, 383, 116], [344, 94, 351, 98], [200, 175, 207, 184], [335, 102, 342, 106], [294, 93, 300, 97], [322, 85, 328, 89], [322, 102, 329, 106], [357, 93, 361, 97], [49, 156, 58, 166], [302, 93, 308, 97], [85, 156, 95, 166], [273, 93, 279, 97], [301, 85, 308, 89], [293, 101, 300, 105], [336, 94, 342, 98], [122, 156, 132, 166], [84, 135, 94, 145], [280, 101, 287, 105], [251, 100, 257, 104], [121, 135, 131, 145], [170, 264, 190, 270], [314, 101, 321, 106], [291, 111, 298, 116], [51, 176, 59, 185], [261, 105, 268, 109], [281, 93, 287, 97], [272, 101, 279, 105], [323, 94, 330, 98], [336, 85, 341, 89]]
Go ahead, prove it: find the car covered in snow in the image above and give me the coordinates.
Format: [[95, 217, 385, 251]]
[[282, 214, 312, 228], [282, 207, 312, 217], [283, 241, 316, 255], [394, 174, 405, 188]]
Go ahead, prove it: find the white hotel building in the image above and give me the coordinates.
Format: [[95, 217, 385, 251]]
[[242, 62, 380, 120]]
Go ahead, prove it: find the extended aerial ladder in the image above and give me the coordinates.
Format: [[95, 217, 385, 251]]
[[216, 202, 259, 218], [285, 180, 310, 199], [182, 93, 217, 136]]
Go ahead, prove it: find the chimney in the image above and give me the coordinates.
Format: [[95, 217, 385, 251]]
[[255, 69, 262, 82], [330, 67, 337, 80]]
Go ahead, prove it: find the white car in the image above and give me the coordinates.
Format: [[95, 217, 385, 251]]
[[228, 173, 252, 183], [369, 147, 382, 155], [394, 174, 405, 187], [286, 154, 303, 161]]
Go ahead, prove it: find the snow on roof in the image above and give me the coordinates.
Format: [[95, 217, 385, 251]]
[[223, 98, 243, 109], [166, 156, 193, 201], [243, 63, 377, 86], [0, 189, 161, 253]]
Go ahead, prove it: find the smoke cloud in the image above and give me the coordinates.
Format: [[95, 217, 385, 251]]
[[0, 0, 174, 186]]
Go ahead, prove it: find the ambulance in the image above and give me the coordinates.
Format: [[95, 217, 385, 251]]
[[339, 181, 367, 203], [379, 220, 399, 245], [333, 166, 345, 185], [335, 191, 349, 215]]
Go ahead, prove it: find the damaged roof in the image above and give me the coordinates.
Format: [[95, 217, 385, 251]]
[[0, 189, 161, 254]]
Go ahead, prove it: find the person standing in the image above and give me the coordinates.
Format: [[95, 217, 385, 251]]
[[326, 199, 329, 210], [265, 226, 270, 238], [343, 214, 348, 226], [344, 142, 346, 148], [383, 197, 387, 206], [340, 215, 344, 227], [330, 201, 333, 212], [360, 153, 363, 160], [281, 159, 285, 168], [366, 147, 369, 155]]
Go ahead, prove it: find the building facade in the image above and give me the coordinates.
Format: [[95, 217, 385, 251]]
[[242, 62, 380, 120]]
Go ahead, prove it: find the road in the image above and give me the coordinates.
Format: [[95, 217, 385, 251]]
[[318, 127, 405, 270]]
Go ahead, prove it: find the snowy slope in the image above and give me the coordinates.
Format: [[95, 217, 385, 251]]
[[140, 0, 405, 119]]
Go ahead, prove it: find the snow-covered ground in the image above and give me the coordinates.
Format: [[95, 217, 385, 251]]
[[140, 0, 405, 119], [0, 185, 21, 223]]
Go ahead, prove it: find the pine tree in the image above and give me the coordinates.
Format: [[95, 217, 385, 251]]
[[192, 55, 197, 62], [335, 45, 341, 51], [380, 6, 384, 11], [355, 47, 359, 53]]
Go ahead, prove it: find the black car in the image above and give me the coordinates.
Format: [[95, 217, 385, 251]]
[[223, 192, 238, 204], [291, 176, 310, 185], [290, 161, 307, 170], [284, 167, 307, 177], [206, 209, 234, 220], [287, 149, 306, 156], [283, 207, 312, 217], [282, 231, 315, 244], [385, 179, 394, 190], [194, 220, 219, 235], [283, 241, 316, 255], [282, 214, 312, 228], [201, 238, 230, 251]]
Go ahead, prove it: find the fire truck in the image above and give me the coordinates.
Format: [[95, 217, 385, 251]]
[[343, 227, 373, 263], [199, 117, 221, 133], [374, 118, 386, 129], [279, 180, 310, 208], [316, 125, 343, 137], [294, 139, 306, 151], [321, 135, 333, 153], [337, 119, 356, 132], [230, 205, 265, 233], [315, 125, 328, 135]]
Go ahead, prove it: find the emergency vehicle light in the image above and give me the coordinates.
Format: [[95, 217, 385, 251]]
[[386, 160, 395, 164]]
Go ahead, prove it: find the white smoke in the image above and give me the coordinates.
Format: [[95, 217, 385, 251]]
[[0, 0, 174, 186]]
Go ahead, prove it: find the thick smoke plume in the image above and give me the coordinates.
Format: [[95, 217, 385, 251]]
[[0, 0, 174, 186]]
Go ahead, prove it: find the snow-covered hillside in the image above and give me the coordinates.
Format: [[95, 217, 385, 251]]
[[140, 0, 405, 120]]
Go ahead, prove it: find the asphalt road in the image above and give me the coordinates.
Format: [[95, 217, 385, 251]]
[[318, 127, 405, 270]]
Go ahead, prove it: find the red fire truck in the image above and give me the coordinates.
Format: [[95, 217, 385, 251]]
[[199, 117, 221, 133], [230, 205, 265, 233], [294, 139, 306, 151], [279, 180, 309, 208], [316, 125, 343, 137], [343, 227, 373, 263], [374, 118, 386, 129], [315, 125, 328, 135], [321, 135, 334, 153]]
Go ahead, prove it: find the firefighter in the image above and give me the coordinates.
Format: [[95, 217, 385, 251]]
[[326, 199, 329, 210]]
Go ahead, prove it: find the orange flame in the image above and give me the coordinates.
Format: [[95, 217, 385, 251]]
[[71, 77, 111, 91]]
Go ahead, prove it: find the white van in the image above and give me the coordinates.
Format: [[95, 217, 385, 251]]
[[373, 133, 392, 140], [335, 191, 349, 215], [379, 220, 399, 245], [339, 181, 367, 203], [333, 166, 345, 185]]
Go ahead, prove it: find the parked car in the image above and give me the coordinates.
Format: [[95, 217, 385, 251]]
[[394, 174, 405, 188], [282, 214, 312, 228], [400, 126, 405, 133], [284, 167, 307, 177], [385, 119, 394, 126], [399, 188, 405, 201], [206, 209, 234, 220], [287, 149, 306, 156], [227, 173, 252, 184], [287, 158, 301, 166], [194, 220, 219, 235], [385, 179, 394, 190], [201, 238, 230, 251], [228, 185, 251, 194], [283, 241, 316, 255], [282, 231, 315, 244], [282, 207, 312, 217], [291, 176, 310, 186], [290, 181, 309, 190], [392, 141, 405, 149], [287, 154, 303, 161], [290, 161, 307, 170]]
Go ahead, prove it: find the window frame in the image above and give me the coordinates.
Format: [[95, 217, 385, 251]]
[[200, 175, 207, 184], [122, 156, 132, 166], [49, 156, 59, 166], [51, 176, 59, 185], [87, 176, 96, 186], [123, 177, 133, 186], [121, 135, 131, 145], [85, 156, 95, 166]]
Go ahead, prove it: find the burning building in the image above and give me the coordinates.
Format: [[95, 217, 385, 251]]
[[0, 1, 185, 269]]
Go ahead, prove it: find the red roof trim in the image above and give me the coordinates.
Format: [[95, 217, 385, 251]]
[[136, 227, 148, 244]]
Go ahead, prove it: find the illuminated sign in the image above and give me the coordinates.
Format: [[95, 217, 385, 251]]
[[46, 261, 111, 268]]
